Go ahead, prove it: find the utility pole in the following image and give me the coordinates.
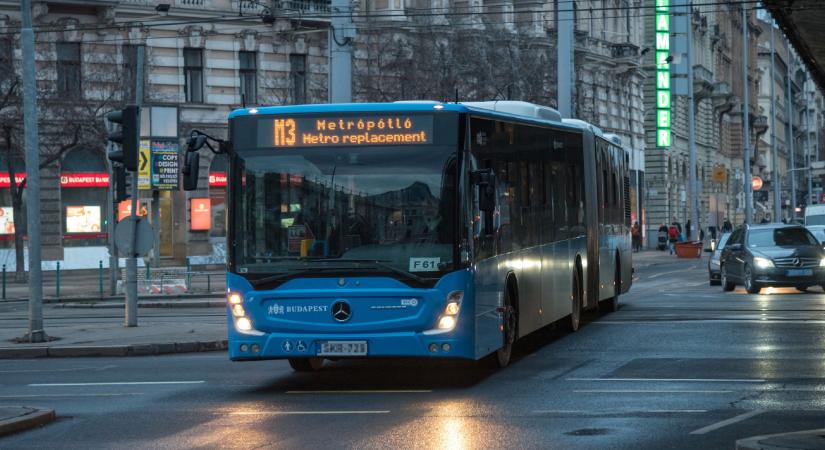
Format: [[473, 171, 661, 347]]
[[557, 0, 574, 117], [329, 0, 353, 102], [788, 55, 797, 219], [770, 20, 780, 222], [106, 118, 118, 295], [687, 5, 699, 241], [805, 78, 813, 206], [742, 4, 753, 224], [20, 0, 45, 342], [125, 46, 145, 327]]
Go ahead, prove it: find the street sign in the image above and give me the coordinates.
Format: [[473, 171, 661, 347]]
[[151, 140, 180, 190], [115, 216, 154, 257], [752, 176, 763, 191], [138, 140, 151, 190], [712, 166, 727, 184]]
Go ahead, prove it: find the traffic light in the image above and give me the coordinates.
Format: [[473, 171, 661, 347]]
[[106, 105, 140, 171], [114, 165, 129, 202]]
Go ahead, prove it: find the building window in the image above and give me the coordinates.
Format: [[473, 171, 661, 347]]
[[239, 51, 257, 105], [122, 44, 138, 102], [184, 48, 203, 103], [56, 42, 81, 98], [290, 54, 306, 104], [0, 39, 12, 87]]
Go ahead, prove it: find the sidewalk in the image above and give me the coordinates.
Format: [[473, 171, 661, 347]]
[[0, 407, 55, 437], [737, 429, 825, 450], [632, 248, 710, 268], [0, 300, 227, 359]]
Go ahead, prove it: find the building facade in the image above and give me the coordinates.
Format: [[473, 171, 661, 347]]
[[0, 0, 648, 268]]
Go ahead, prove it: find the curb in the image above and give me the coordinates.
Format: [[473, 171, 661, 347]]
[[737, 429, 825, 450], [0, 408, 56, 437], [0, 340, 228, 359], [55, 300, 225, 309]]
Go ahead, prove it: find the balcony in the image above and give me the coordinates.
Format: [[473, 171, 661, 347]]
[[273, 0, 331, 15], [693, 65, 714, 99]]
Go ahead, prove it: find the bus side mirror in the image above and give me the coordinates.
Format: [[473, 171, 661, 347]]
[[182, 151, 200, 191], [473, 169, 496, 235]]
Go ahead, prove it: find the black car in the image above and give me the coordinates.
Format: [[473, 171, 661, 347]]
[[720, 224, 825, 294], [708, 232, 731, 285]]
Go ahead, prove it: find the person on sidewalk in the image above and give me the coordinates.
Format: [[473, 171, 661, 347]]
[[631, 222, 641, 252], [667, 223, 679, 254]]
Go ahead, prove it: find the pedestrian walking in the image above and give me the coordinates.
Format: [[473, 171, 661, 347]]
[[631, 221, 641, 252], [667, 223, 679, 254]]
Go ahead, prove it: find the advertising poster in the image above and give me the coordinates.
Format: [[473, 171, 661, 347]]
[[151, 140, 180, 190], [66, 206, 102, 233], [190, 198, 211, 231], [0, 207, 14, 234], [139, 140, 152, 190]]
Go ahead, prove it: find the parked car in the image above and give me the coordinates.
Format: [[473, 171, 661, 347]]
[[708, 232, 731, 285], [720, 224, 825, 294]]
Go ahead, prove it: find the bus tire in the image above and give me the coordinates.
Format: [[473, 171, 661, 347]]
[[288, 357, 324, 372], [570, 268, 582, 331], [495, 281, 518, 368]]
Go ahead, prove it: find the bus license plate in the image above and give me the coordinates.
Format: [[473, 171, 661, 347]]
[[786, 269, 813, 276], [317, 341, 368, 356]]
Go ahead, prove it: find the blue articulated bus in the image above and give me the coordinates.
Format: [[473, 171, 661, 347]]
[[218, 101, 632, 371]]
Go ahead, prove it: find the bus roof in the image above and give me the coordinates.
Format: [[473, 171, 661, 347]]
[[228, 102, 587, 132]]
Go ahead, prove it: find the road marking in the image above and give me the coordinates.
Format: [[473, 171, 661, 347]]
[[228, 410, 390, 416], [28, 381, 205, 387], [0, 393, 143, 398], [647, 269, 685, 279], [533, 409, 707, 415], [0, 365, 117, 374], [689, 410, 764, 435], [573, 389, 732, 394], [593, 320, 825, 324], [286, 390, 431, 394], [567, 378, 766, 383]]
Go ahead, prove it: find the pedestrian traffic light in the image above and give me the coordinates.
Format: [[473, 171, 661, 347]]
[[106, 105, 140, 172]]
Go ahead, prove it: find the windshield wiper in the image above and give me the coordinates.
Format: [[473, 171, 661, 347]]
[[248, 266, 353, 287], [313, 258, 428, 285]]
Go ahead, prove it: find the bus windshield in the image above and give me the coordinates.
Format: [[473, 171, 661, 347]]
[[232, 144, 458, 282]]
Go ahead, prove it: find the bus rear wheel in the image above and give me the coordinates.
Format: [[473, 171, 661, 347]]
[[288, 357, 324, 372], [495, 285, 518, 368], [603, 258, 620, 312], [570, 269, 582, 331]]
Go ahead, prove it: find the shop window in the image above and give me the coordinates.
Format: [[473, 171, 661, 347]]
[[61, 148, 109, 246], [0, 154, 25, 246]]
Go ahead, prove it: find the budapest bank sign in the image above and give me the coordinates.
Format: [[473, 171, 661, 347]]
[[0, 172, 110, 188]]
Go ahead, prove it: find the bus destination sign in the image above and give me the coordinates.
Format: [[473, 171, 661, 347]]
[[270, 115, 433, 148]]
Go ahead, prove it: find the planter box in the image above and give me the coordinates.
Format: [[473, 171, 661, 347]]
[[674, 241, 703, 258]]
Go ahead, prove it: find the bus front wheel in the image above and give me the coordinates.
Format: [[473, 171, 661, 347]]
[[495, 285, 518, 368], [288, 357, 325, 372]]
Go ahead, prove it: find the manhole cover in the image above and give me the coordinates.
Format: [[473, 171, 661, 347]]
[[565, 428, 611, 436]]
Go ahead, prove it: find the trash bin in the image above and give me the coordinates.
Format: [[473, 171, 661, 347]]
[[674, 241, 703, 258]]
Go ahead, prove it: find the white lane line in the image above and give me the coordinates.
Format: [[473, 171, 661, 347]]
[[647, 269, 685, 279], [286, 390, 431, 394], [573, 389, 732, 394], [567, 378, 766, 383], [533, 409, 707, 415], [0, 393, 143, 398], [593, 320, 825, 324], [228, 410, 390, 416], [28, 381, 205, 387], [0, 365, 117, 374], [689, 410, 765, 435]]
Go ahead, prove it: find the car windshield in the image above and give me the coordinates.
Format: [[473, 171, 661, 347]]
[[747, 228, 818, 248], [805, 214, 825, 225]]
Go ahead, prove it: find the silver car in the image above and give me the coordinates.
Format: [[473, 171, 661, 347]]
[[708, 232, 731, 285]]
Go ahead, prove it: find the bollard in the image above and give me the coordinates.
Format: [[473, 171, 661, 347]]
[[2, 264, 6, 299], [99, 260, 104, 298], [146, 264, 151, 283], [56, 262, 61, 298]]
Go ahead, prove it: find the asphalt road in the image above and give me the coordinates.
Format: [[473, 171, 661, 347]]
[[3, 254, 825, 449]]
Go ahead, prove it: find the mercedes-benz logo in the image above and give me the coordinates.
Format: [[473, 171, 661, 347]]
[[332, 301, 351, 322], [793, 258, 801, 267]]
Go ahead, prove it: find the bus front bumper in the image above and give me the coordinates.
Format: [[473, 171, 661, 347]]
[[228, 330, 473, 361]]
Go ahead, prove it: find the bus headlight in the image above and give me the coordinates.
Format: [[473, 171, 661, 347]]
[[236, 317, 253, 331], [228, 293, 242, 305], [754, 257, 774, 269], [445, 302, 460, 315], [820, 258, 825, 267], [437, 315, 456, 330], [232, 304, 246, 317]]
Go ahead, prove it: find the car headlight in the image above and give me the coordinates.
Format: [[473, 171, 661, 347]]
[[754, 257, 774, 269], [710, 258, 720, 268], [820, 258, 825, 267]]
